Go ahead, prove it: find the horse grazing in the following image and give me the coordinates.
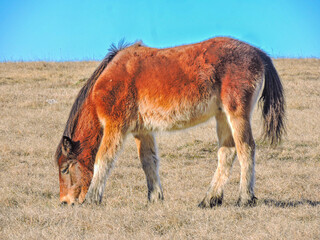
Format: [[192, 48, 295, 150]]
[[55, 37, 285, 207]]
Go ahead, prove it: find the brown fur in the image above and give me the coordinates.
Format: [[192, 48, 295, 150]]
[[55, 37, 285, 206]]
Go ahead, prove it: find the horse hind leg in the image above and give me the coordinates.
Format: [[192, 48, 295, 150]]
[[85, 125, 125, 204], [228, 114, 257, 206], [199, 112, 236, 208], [134, 133, 163, 202]]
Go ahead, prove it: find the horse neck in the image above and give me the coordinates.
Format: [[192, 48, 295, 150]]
[[73, 102, 102, 169]]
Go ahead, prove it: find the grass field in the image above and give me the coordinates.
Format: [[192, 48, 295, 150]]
[[0, 59, 319, 239]]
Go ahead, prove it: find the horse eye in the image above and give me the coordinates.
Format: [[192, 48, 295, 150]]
[[61, 166, 69, 174]]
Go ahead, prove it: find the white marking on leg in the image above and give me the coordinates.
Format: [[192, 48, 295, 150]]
[[94, 163, 99, 174]]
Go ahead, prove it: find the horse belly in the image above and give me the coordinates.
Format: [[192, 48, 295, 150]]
[[138, 94, 220, 132]]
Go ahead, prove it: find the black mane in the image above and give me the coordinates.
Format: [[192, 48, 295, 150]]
[[55, 40, 131, 164]]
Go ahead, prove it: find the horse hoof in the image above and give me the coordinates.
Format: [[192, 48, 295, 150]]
[[85, 189, 102, 204], [236, 196, 258, 207], [148, 188, 164, 203], [198, 197, 223, 208]]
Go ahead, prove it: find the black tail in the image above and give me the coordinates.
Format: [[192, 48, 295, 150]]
[[259, 53, 286, 145]]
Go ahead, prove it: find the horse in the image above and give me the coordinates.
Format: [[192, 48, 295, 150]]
[[55, 37, 285, 207]]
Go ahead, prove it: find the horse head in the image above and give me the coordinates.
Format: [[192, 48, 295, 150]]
[[57, 136, 92, 205]]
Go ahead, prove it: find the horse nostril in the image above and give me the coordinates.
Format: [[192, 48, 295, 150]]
[[60, 201, 68, 206]]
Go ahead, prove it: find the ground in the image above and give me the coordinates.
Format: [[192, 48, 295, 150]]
[[0, 59, 319, 239]]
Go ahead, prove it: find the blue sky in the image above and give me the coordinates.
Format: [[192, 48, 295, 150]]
[[1, 0, 319, 61]]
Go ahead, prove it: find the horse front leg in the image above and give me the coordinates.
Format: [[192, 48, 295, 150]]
[[85, 127, 124, 204], [134, 133, 163, 202]]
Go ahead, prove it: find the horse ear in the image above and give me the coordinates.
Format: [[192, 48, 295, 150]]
[[62, 136, 74, 156]]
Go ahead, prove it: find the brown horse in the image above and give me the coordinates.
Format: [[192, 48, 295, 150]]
[[55, 37, 285, 207]]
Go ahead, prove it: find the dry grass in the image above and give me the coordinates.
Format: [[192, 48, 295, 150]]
[[0, 59, 319, 239]]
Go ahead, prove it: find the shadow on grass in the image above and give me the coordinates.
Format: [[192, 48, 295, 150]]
[[262, 199, 320, 208]]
